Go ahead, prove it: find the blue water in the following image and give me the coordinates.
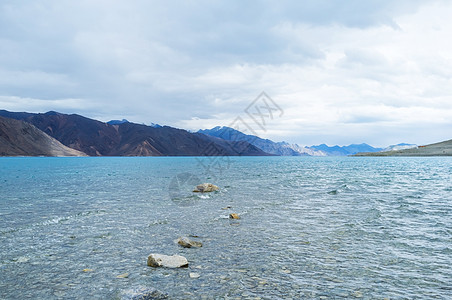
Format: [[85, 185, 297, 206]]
[[0, 157, 451, 299]]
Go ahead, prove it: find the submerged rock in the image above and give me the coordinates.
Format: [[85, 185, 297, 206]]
[[193, 183, 219, 193], [82, 268, 93, 272], [177, 237, 202, 248], [14, 256, 29, 263], [147, 254, 188, 268], [116, 273, 129, 278], [229, 213, 240, 219], [352, 290, 363, 298], [189, 272, 200, 279], [121, 287, 169, 300]]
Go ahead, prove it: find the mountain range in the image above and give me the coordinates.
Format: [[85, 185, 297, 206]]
[[0, 110, 268, 157], [1, 109, 448, 157]]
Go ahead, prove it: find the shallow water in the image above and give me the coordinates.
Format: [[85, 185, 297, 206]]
[[0, 156, 451, 299]]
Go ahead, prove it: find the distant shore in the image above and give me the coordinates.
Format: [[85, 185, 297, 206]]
[[353, 139, 452, 156]]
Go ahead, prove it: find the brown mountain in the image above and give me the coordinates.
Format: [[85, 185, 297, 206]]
[[0, 116, 87, 156], [0, 110, 270, 156], [354, 139, 452, 156]]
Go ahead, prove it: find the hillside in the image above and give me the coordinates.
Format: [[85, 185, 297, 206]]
[[354, 139, 452, 156], [0, 116, 87, 156], [0, 110, 122, 156]]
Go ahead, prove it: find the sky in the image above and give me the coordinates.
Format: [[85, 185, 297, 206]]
[[1, 0, 452, 147]]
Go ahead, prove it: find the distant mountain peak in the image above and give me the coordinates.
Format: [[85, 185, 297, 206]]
[[45, 111, 61, 116], [203, 126, 239, 133], [149, 122, 162, 128], [210, 125, 223, 130], [107, 119, 129, 125]]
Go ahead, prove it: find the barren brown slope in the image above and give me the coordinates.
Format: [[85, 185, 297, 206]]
[[354, 139, 452, 156], [0, 116, 87, 156]]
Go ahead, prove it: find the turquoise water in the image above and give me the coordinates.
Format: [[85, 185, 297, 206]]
[[0, 156, 451, 299]]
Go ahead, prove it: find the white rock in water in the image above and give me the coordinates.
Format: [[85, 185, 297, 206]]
[[189, 272, 200, 279], [193, 183, 219, 193], [147, 254, 188, 268]]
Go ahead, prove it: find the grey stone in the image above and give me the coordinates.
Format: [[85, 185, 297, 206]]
[[147, 254, 188, 268]]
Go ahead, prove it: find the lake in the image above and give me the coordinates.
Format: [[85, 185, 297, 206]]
[[0, 156, 451, 299]]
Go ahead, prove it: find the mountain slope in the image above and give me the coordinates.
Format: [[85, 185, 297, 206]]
[[354, 139, 452, 156], [0, 116, 87, 156], [0, 110, 269, 156]]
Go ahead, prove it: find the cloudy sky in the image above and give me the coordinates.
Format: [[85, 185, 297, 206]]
[[1, 0, 452, 147]]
